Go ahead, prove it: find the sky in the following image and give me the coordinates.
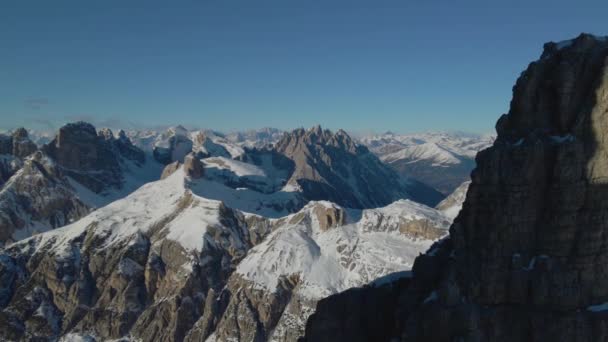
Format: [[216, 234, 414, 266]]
[[1, 0, 607, 134]]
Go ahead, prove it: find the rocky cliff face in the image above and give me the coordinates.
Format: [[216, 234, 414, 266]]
[[270, 126, 444, 208], [303, 33, 608, 342], [0, 123, 160, 244], [10, 128, 37, 159], [42, 122, 144, 193], [0, 152, 90, 244], [0, 169, 256, 341]]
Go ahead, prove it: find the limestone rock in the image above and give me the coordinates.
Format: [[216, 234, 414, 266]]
[[183, 153, 204, 179], [42, 122, 147, 193], [161, 161, 181, 179]]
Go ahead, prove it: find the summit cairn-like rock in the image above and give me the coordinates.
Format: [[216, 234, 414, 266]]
[[183, 153, 204, 179]]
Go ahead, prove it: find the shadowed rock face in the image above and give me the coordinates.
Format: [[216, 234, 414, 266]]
[[0, 128, 37, 159], [0, 123, 153, 244], [11, 128, 37, 159], [0, 128, 37, 185], [272, 126, 444, 208], [43, 122, 145, 193], [303, 33, 608, 342]]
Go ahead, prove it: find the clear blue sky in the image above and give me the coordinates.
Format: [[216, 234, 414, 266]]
[[1, 0, 606, 133]]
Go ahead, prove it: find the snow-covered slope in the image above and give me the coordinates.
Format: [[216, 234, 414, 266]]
[[360, 131, 493, 194], [127, 127, 283, 162], [238, 200, 448, 298], [21, 168, 234, 257], [209, 199, 450, 341], [0, 159, 452, 341], [202, 156, 290, 194], [0, 167, 261, 341], [436, 180, 471, 219], [380, 142, 463, 166], [225, 127, 284, 148], [360, 131, 493, 159]]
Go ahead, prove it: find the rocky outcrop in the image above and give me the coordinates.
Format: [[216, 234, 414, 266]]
[[0, 152, 90, 243], [303, 33, 608, 342], [0, 128, 37, 185], [11, 128, 37, 158], [183, 153, 204, 179], [161, 161, 182, 180], [0, 128, 37, 159], [42, 123, 148, 194], [160, 154, 205, 181]]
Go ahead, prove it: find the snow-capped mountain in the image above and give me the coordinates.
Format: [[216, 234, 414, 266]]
[[134, 125, 445, 214], [211, 200, 450, 342], [225, 127, 284, 149], [0, 163, 450, 341], [267, 126, 444, 208], [126, 127, 283, 163], [0, 123, 163, 243], [359, 131, 493, 194], [1, 123, 448, 244], [0, 122, 466, 341]]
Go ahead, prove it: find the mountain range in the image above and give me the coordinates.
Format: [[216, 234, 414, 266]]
[[360, 131, 493, 194], [0, 118, 474, 341], [1, 32, 606, 342], [0, 124, 467, 340]]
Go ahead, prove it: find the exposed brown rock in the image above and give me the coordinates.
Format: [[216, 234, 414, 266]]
[[161, 161, 181, 179], [183, 153, 204, 179], [311, 203, 345, 231]]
